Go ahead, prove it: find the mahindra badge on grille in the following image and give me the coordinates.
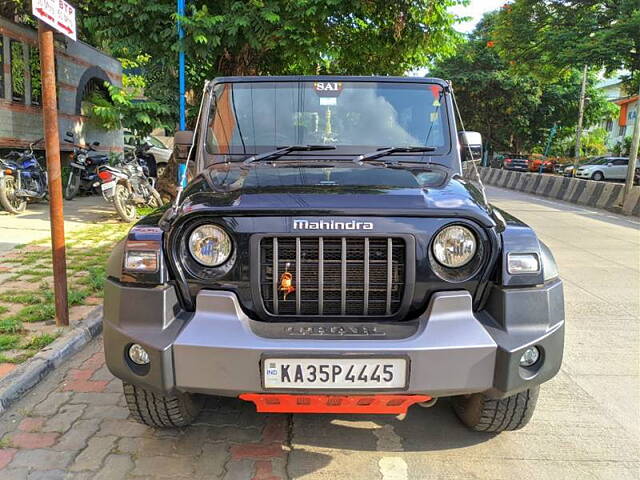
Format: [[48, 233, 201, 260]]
[[293, 219, 374, 230]]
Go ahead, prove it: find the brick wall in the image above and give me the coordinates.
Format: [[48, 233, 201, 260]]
[[0, 17, 123, 154]]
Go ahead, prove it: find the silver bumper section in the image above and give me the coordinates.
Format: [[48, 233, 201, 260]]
[[173, 290, 498, 397]]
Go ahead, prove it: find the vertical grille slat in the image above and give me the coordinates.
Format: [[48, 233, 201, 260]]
[[363, 237, 370, 316], [386, 238, 393, 316], [318, 237, 324, 316], [295, 237, 301, 315], [272, 238, 278, 315], [341, 237, 347, 316], [260, 236, 405, 318]]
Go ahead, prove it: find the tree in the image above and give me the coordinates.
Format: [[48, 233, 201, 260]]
[[493, 0, 640, 90], [76, 0, 466, 124], [430, 12, 616, 153]]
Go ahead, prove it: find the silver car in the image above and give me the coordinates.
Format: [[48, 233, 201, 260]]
[[575, 157, 630, 181], [124, 132, 172, 177]]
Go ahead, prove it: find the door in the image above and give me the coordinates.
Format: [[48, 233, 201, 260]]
[[608, 159, 629, 180]]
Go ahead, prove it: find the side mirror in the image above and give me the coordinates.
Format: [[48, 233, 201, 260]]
[[174, 130, 194, 164], [92, 141, 100, 147], [65, 131, 74, 138], [607, 162, 613, 167], [459, 131, 483, 161]]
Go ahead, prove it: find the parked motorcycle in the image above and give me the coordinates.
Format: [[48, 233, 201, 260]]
[[64, 132, 109, 200], [97, 143, 162, 222], [0, 139, 47, 214]]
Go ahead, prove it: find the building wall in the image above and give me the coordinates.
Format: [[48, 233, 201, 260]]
[[0, 17, 123, 154]]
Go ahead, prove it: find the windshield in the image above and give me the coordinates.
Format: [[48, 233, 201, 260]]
[[205, 81, 450, 157]]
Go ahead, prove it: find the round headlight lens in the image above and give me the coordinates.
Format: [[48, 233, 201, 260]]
[[188, 225, 232, 267], [432, 225, 477, 268]]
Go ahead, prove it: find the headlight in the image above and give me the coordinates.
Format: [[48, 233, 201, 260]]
[[432, 225, 477, 268], [188, 225, 232, 266]]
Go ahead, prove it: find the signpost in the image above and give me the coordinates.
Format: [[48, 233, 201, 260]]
[[32, 0, 76, 327]]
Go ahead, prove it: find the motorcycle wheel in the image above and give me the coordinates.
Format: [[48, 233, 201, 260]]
[[65, 170, 80, 200], [148, 187, 163, 208], [0, 176, 27, 214], [113, 184, 137, 223]]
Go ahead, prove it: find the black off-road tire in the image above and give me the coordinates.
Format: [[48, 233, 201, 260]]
[[123, 382, 203, 428], [452, 386, 539, 433]]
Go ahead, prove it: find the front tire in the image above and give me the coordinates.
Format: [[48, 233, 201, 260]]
[[123, 382, 203, 428], [591, 171, 604, 181], [113, 183, 137, 222], [453, 386, 539, 433], [0, 176, 27, 214], [65, 170, 80, 200]]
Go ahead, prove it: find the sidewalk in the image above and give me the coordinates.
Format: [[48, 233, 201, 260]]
[[0, 196, 114, 254]]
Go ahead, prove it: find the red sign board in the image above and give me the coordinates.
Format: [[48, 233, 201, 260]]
[[32, 0, 77, 41]]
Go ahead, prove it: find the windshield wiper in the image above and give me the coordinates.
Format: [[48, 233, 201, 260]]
[[353, 146, 436, 164], [243, 145, 336, 165]]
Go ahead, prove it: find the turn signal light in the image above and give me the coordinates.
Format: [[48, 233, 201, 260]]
[[507, 253, 540, 274]]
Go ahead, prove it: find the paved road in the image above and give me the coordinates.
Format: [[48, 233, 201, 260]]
[[0, 196, 115, 254], [0, 186, 638, 479]]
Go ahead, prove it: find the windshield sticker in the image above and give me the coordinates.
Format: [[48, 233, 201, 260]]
[[313, 81, 343, 97], [319, 97, 337, 106]]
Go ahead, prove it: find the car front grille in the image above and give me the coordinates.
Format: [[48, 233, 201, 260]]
[[260, 237, 406, 317]]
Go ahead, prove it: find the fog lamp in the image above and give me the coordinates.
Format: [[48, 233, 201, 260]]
[[128, 344, 150, 365], [507, 253, 540, 274], [519, 347, 540, 367]]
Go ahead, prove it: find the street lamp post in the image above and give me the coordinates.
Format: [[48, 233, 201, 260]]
[[178, 0, 186, 131]]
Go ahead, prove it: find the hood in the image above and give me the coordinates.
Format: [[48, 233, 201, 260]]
[[179, 163, 496, 227]]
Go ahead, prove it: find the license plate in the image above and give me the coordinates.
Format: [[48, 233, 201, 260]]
[[101, 181, 115, 191], [263, 358, 407, 389]]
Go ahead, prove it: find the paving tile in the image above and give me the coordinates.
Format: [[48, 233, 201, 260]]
[[10, 449, 75, 470], [94, 454, 134, 480], [69, 435, 117, 472]]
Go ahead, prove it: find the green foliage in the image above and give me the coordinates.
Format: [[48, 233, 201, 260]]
[[77, 0, 466, 125], [493, 0, 640, 89], [580, 128, 609, 156], [613, 136, 638, 156], [87, 82, 171, 137], [0, 334, 21, 351], [0, 317, 22, 335], [430, 12, 616, 153], [24, 333, 60, 351]]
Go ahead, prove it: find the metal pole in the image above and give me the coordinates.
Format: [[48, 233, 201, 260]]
[[38, 22, 69, 327], [178, 0, 186, 130], [573, 64, 588, 168], [622, 85, 640, 206]]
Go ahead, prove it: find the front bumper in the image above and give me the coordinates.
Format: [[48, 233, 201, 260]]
[[103, 279, 564, 400]]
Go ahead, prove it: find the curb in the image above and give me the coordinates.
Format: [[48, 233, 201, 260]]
[[478, 167, 640, 217], [0, 306, 103, 415]]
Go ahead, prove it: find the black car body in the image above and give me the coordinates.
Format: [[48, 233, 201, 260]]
[[104, 76, 564, 432]]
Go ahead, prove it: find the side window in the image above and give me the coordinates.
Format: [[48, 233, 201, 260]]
[[30, 46, 41, 106], [10, 40, 25, 103]]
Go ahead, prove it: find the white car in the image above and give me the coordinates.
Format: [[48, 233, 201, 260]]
[[124, 132, 172, 177], [575, 157, 629, 181]]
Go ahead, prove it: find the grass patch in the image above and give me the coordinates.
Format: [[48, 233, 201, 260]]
[[6, 304, 56, 323], [0, 291, 45, 305], [0, 222, 130, 367], [24, 333, 59, 350], [0, 352, 34, 364], [0, 317, 22, 334], [0, 334, 21, 351]]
